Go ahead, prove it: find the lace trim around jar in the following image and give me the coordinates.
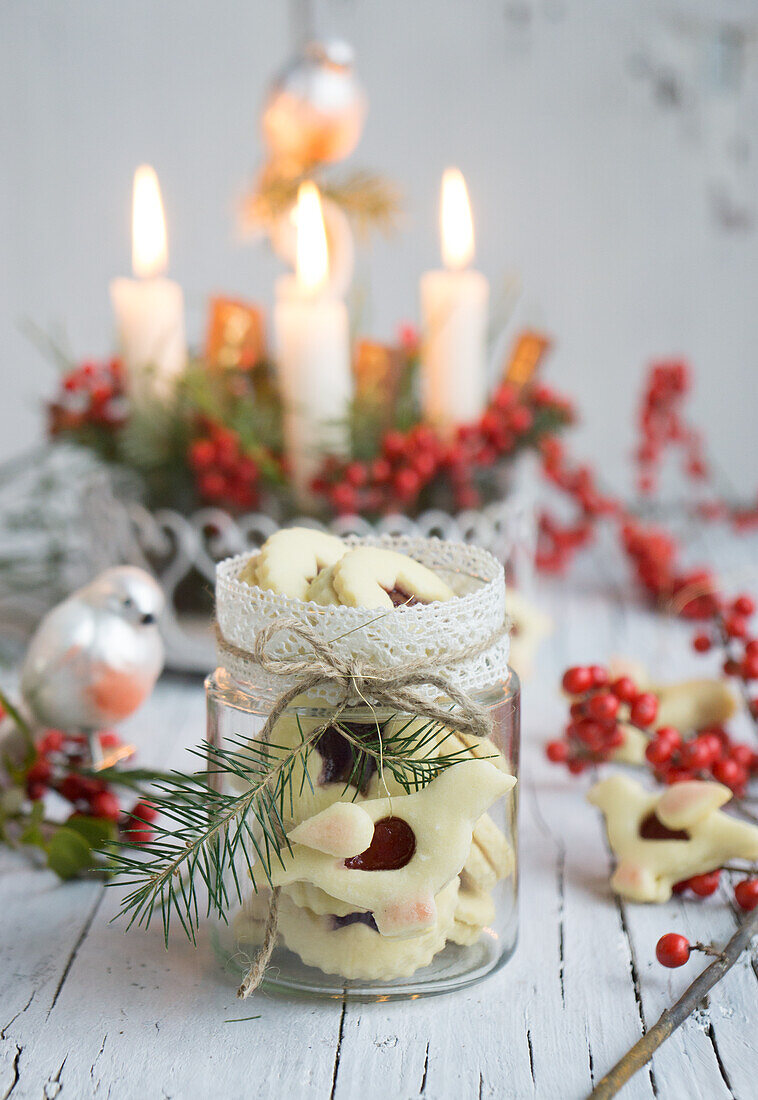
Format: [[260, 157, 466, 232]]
[[214, 535, 511, 706]]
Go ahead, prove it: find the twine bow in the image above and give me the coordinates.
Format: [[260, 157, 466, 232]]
[[216, 616, 507, 747], [217, 613, 509, 998]]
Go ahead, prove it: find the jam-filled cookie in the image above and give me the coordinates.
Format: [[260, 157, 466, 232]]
[[240, 527, 347, 600], [589, 774, 758, 902], [269, 758, 515, 937], [277, 877, 459, 980], [330, 547, 455, 610]]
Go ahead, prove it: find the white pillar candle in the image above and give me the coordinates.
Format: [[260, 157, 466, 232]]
[[274, 182, 352, 506], [110, 165, 187, 403], [420, 168, 489, 436]]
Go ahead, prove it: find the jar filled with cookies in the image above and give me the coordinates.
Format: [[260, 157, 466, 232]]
[[207, 530, 519, 998]]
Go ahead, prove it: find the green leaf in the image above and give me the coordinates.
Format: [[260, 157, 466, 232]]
[[19, 800, 46, 849], [46, 826, 96, 880], [65, 814, 118, 849]]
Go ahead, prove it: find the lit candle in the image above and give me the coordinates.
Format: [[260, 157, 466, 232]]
[[420, 168, 489, 435], [274, 181, 352, 506], [110, 165, 187, 402]]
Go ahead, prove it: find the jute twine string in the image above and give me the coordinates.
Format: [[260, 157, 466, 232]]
[[218, 614, 509, 998]]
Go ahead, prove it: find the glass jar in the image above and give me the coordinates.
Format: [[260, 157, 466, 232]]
[[206, 665, 520, 1000]]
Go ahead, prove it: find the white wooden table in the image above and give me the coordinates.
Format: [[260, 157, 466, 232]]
[[2, 534, 758, 1100]]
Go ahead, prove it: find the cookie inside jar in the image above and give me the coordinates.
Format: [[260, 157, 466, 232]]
[[208, 532, 520, 998]]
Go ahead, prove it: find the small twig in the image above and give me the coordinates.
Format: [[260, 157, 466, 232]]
[[589, 906, 758, 1099]]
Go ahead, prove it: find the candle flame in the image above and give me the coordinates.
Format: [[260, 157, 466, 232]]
[[441, 167, 474, 270], [132, 165, 168, 278], [295, 181, 329, 293]]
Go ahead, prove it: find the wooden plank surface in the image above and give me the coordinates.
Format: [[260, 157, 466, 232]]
[[2, 535, 758, 1099]]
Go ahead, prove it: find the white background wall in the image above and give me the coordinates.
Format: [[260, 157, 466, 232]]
[[1, 0, 757, 496]]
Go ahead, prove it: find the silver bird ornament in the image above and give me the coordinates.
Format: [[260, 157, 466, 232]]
[[20, 567, 165, 743]]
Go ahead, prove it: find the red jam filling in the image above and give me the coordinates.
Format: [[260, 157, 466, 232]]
[[639, 811, 689, 841], [383, 586, 420, 608], [344, 816, 416, 871]]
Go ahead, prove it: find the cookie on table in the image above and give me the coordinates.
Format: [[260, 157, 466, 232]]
[[588, 774, 758, 902]]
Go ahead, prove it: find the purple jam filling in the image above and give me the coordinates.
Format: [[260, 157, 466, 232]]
[[313, 722, 378, 793], [331, 911, 379, 932]]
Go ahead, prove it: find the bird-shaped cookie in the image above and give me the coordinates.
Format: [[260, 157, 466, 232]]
[[588, 774, 758, 902], [269, 758, 516, 936], [21, 566, 164, 749]]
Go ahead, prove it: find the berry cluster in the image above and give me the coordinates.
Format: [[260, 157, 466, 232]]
[[313, 382, 574, 516], [546, 665, 660, 773], [189, 424, 262, 512], [634, 360, 708, 495], [692, 596, 758, 720], [48, 358, 127, 435], [25, 729, 156, 844], [546, 664, 758, 795]]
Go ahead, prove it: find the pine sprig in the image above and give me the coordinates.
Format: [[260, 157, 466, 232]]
[[108, 714, 475, 943]]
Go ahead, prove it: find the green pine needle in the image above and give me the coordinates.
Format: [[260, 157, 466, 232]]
[[107, 714, 477, 945]]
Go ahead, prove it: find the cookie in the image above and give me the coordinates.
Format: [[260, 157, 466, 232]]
[[506, 590, 552, 681], [330, 547, 455, 610], [277, 877, 459, 980], [461, 813, 515, 892], [269, 759, 516, 937], [304, 562, 341, 605], [240, 527, 347, 600], [449, 879, 496, 946], [588, 774, 758, 902]]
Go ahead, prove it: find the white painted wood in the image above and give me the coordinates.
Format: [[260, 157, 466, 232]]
[[3, 532, 758, 1098]]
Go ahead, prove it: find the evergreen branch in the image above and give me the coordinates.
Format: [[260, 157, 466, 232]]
[[109, 713, 475, 942]]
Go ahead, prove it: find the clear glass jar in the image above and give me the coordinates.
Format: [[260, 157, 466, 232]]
[[206, 666, 520, 1000]]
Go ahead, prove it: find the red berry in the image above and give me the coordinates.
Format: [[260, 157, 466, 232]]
[[714, 758, 745, 790], [680, 738, 714, 771], [630, 693, 659, 727], [89, 790, 121, 821], [331, 483, 358, 514], [546, 740, 569, 763], [345, 462, 367, 488], [189, 439, 214, 470], [741, 653, 758, 681], [589, 665, 609, 688], [730, 744, 753, 768], [26, 758, 52, 786], [610, 677, 637, 703], [735, 879, 758, 911], [371, 458, 392, 484], [27, 780, 47, 801], [122, 818, 154, 845], [59, 775, 88, 804], [687, 871, 721, 897], [393, 468, 421, 500], [692, 633, 711, 653], [646, 737, 675, 766], [131, 800, 158, 823], [656, 933, 691, 968], [98, 731, 121, 749], [567, 759, 587, 775], [725, 614, 748, 640], [38, 730, 65, 754], [383, 431, 406, 460], [586, 692, 620, 723], [733, 595, 755, 617], [562, 667, 593, 695]]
